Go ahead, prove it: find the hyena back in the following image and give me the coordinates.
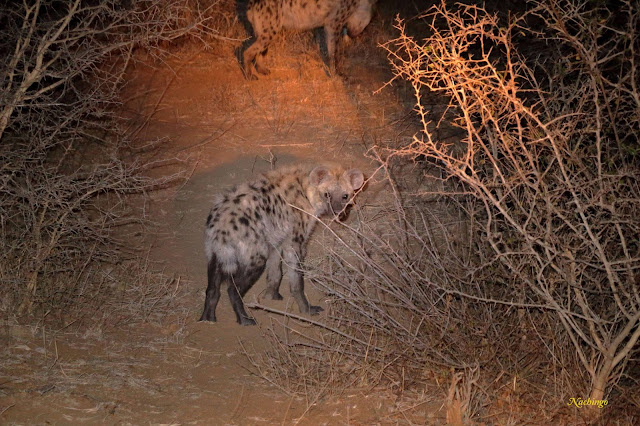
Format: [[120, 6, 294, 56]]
[[241, 0, 376, 80], [200, 164, 365, 325]]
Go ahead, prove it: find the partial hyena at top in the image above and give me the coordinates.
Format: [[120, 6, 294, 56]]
[[200, 164, 365, 325], [239, 0, 377, 80]]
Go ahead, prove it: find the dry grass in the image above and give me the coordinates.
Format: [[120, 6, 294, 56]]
[[0, 0, 220, 326]]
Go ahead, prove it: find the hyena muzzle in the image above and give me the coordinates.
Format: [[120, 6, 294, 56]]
[[240, 0, 376, 80], [200, 164, 365, 325]]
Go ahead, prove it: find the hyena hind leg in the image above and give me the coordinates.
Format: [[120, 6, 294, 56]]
[[227, 265, 266, 325], [200, 257, 222, 322]]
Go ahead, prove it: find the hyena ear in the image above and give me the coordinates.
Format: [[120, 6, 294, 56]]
[[344, 169, 364, 190], [309, 166, 331, 186]]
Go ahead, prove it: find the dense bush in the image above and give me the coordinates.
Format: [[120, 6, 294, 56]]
[[247, 0, 640, 422], [0, 0, 210, 321]]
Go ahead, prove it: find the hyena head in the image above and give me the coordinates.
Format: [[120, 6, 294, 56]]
[[308, 166, 365, 219], [346, 0, 377, 37]]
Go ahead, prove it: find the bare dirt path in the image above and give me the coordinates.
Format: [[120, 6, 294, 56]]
[[0, 46, 437, 424]]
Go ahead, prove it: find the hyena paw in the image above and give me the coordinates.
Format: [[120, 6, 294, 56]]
[[243, 70, 258, 81], [241, 65, 258, 81], [239, 316, 257, 326], [309, 305, 324, 315], [255, 65, 271, 76], [269, 291, 283, 301], [323, 62, 338, 78], [199, 313, 217, 322]]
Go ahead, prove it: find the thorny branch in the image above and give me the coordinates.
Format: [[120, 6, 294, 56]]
[[0, 0, 212, 316]]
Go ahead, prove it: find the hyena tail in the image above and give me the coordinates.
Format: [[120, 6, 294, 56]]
[[200, 254, 223, 322]]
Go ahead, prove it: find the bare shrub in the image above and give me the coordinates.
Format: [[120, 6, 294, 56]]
[[0, 0, 214, 322], [243, 0, 640, 422], [384, 0, 639, 417]]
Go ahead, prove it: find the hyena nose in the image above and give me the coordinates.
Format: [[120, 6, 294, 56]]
[[332, 203, 351, 221]]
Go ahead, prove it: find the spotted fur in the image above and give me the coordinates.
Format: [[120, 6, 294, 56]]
[[200, 164, 365, 325], [240, 0, 376, 79]]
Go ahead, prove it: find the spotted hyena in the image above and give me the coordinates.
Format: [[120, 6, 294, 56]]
[[240, 0, 376, 79], [200, 164, 365, 325]]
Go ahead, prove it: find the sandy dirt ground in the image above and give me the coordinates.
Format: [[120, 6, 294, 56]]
[[0, 39, 446, 424]]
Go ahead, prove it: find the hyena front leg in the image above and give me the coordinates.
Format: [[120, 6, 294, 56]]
[[265, 249, 283, 300], [323, 24, 341, 76], [242, 37, 270, 80], [254, 48, 271, 76], [283, 245, 324, 315]]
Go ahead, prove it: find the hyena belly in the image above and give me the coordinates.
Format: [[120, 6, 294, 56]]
[[200, 165, 365, 325], [241, 0, 375, 80]]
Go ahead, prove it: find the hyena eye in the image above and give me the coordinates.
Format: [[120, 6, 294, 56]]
[[342, 193, 349, 200], [324, 192, 330, 199]]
